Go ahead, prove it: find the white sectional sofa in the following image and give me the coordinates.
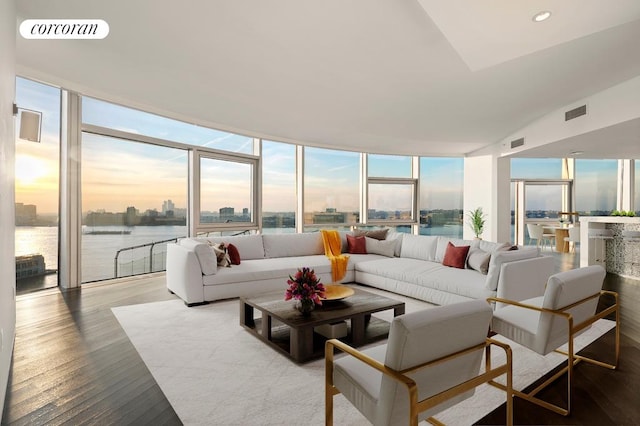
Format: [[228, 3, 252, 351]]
[[166, 231, 554, 307]]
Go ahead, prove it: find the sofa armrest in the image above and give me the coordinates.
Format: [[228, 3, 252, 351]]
[[495, 256, 554, 309], [166, 243, 205, 306]]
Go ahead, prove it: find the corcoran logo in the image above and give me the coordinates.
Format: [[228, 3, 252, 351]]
[[19, 19, 109, 39]]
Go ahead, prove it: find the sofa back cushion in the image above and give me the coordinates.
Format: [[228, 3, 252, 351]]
[[485, 247, 539, 290], [365, 237, 396, 257], [178, 238, 218, 276], [262, 233, 324, 258], [203, 234, 265, 260], [400, 234, 438, 261]]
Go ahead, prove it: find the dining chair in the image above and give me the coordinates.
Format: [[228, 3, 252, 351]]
[[487, 265, 619, 416], [527, 223, 554, 250], [563, 226, 581, 253], [325, 300, 513, 426]]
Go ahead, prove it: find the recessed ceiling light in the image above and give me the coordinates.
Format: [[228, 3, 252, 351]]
[[532, 11, 552, 22], [569, 150, 584, 156]]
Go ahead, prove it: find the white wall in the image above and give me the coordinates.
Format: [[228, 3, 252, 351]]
[[463, 154, 511, 243], [496, 75, 640, 157], [0, 0, 16, 417]]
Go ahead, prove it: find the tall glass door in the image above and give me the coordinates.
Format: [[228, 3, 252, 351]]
[[512, 180, 573, 245]]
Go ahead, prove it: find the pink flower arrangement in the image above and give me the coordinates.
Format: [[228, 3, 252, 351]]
[[284, 267, 326, 306]]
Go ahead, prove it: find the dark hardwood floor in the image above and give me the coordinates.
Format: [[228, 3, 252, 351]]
[[2, 251, 639, 425], [2, 274, 182, 426]]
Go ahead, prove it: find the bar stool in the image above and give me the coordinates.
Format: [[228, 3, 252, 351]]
[[588, 228, 614, 268], [622, 230, 640, 270]]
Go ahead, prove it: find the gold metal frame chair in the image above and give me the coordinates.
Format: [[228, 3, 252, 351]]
[[487, 289, 619, 416], [325, 337, 513, 426]]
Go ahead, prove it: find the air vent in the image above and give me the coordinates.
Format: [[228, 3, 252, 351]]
[[510, 137, 525, 149], [565, 105, 587, 121]]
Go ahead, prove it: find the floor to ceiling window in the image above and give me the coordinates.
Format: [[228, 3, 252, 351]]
[[510, 158, 566, 244], [367, 154, 416, 232], [262, 140, 296, 233], [198, 154, 257, 230], [14, 77, 61, 294], [575, 159, 618, 216], [419, 158, 463, 238], [303, 147, 359, 231], [81, 133, 188, 282]]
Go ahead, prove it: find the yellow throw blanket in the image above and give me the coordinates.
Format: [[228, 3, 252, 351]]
[[320, 230, 350, 283]]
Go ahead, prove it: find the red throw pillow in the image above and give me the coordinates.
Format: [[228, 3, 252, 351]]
[[347, 234, 367, 254], [442, 242, 470, 269], [226, 243, 241, 265]]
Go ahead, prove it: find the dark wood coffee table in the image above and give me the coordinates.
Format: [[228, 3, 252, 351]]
[[240, 287, 405, 363]]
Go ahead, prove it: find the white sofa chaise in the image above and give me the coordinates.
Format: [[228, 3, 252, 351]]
[[166, 232, 554, 307]]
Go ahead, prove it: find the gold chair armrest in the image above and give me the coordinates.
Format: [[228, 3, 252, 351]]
[[325, 339, 416, 388]]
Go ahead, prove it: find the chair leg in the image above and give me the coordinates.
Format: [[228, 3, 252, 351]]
[[511, 298, 620, 416]]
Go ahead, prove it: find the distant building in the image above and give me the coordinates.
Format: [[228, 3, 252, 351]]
[[125, 206, 139, 226], [220, 207, 234, 222], [162, 199, 175, 214], [15, 202, 37, 226]]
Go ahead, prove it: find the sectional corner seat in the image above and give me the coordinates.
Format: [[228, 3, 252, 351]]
[[166, 231, 554, 308]]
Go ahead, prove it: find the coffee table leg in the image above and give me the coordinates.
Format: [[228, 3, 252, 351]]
[[351, 315, 365, 346], [240, 302, 253, 327], [261, 312, 272, 341], [290, 326, 313, 362]]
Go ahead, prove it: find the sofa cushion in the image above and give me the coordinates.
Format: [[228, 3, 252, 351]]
[[442, 242, 470, 269], [467, 248, 490, 274], [477, 240, 512, 253], [400, 234, 438, 261], [385, 231, 404, 257], [354, 228, 389, 241], [365, 237, 395, 257], [356, 257, 492, 300], [485, 247, 539, 291], [202, 234, 265, 260], [202, 255, 334, 286], [179, 238, 218, 276], [347, 235, 367, 254], [262, 233, 323, 258]]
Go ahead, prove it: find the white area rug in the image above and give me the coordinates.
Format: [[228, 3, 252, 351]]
[[112, 287, 615, 425]]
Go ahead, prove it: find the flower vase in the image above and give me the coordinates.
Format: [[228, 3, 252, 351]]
[[295, 299, 315, 316]]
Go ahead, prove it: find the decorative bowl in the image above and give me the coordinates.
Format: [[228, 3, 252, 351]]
[[322, 284, 355, 301]]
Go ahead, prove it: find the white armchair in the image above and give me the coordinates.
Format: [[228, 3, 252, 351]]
[[325, 300, 513, 426], [488, 265, 619, 416]]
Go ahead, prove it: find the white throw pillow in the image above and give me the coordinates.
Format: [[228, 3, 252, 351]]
[[385, 231, 404, 257], [467, 248, 491, 274], [365, 237, 396, 257]]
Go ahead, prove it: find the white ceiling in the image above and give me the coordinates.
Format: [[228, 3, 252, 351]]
[[14, 0, 640, 158]]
